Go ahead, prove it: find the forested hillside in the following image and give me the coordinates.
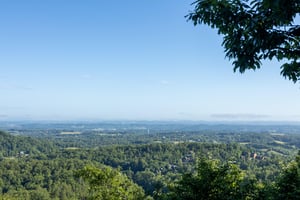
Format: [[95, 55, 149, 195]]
[[0, 125, 299, 199]]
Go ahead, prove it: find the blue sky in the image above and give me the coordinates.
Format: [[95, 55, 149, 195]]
[[0, 0, 300, 121]]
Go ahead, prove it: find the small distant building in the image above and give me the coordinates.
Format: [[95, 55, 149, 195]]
[[17, 151, 29, 157], [250, 152, 257, 159]]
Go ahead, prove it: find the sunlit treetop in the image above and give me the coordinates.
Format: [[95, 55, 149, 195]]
[[187, 0, 300, 82]]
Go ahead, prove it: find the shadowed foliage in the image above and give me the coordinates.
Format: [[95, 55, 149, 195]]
[[187, 0, 300, 82]]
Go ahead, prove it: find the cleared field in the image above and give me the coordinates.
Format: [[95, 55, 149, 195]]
[[65, 147, 80, 150], [60, 131, 81, 135], [274, 140, 286, 145], [239, 142, 250, 145], [268, 150, 284, 156], [270, 133, 285, 136]]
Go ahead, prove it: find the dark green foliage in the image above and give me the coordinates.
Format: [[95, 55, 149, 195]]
[[76, 165, 148, 200], [275, 152, 300, 199], [1, 129, 300, 199], [0, 158, 91, 199], [187, 0, 300, 82], [0, 130, 56, 158], [168, 158, 261, 200]]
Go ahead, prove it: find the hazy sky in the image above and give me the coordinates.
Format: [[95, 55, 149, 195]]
[[1, 0, 300, 121]]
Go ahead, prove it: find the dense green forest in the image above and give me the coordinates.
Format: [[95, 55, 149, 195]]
[[0, 122, 300, 199]]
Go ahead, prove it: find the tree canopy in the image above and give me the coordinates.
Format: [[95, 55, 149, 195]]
[[275, 152, 300, 200], [76, 165, 148, 200], [187, 0, 300, 82], [167, 158, 261, 200]]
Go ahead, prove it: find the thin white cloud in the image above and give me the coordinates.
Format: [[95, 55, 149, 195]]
[[81, 74, 92, 79], [0, 114, 8, 118], [177, 112, 195, 117], [0, 83, 32, 90], [211, 113, 270, 120], [0, 106, 24, 110], [160, 80, 170, 85]]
